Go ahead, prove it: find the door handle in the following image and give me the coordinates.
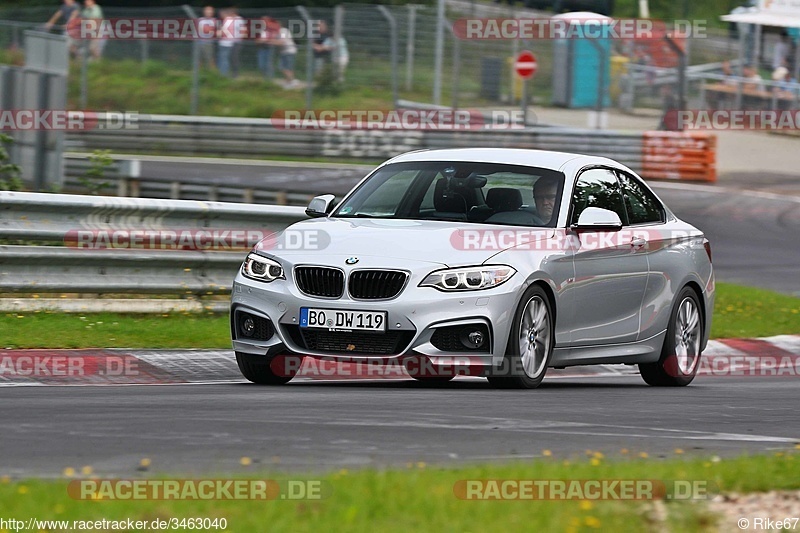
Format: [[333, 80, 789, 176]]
[[631, 237, 647, 249]]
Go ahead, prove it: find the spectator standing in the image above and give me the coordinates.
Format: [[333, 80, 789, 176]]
[[197, 5, 217, 70], [771, 65, 796, 95], [272, 21, 298, 88], [312, 20, 333, 74], [742, 65, 765, 92], [256, 17, 279, 80], [657, 84, 678, 131], [721, 60, 738, 86], [45, 0, 80, 56], [773, 32, 790, 71], [324, 26, 349, 83], [217, 8, 245, 78], [81, 0, 104, 60], [45, 0, 79, 31]]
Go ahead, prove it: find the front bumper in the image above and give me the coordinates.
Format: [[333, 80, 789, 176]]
[[230, 268, 525, 369]]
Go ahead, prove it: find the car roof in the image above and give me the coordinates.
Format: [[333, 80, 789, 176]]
[[385, 148, 619, 172]]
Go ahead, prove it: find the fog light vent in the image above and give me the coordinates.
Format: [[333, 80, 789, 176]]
[[237, 312, 274, 341], [431, 324, 490, 353], [462, 329, 485, 349]]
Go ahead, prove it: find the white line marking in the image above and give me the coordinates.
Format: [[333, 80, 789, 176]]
[[703, 340, 750, 357], [762, 335, 800, 355], [312, 417, 798, 444]]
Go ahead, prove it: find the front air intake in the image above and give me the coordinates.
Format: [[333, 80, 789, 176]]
[[348, 270, 408, 300], [294, 267, 345, 298]]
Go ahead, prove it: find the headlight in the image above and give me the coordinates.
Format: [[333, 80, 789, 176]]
[[419, 265, 515, 291], [242, 253, 284, 282]]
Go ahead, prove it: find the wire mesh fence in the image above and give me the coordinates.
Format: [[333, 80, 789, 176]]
[[0, 3, 796, 118]]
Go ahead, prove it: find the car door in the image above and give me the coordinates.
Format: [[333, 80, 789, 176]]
[[566, 168, 649, 346], [614, 169, 671, 342]]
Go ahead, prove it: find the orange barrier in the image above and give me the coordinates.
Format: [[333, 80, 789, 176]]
[[641, 131, 717, 182]]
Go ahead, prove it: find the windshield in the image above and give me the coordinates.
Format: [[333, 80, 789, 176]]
[[332, 161, 565, 227]]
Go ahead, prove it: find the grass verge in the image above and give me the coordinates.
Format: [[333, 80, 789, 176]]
[[1, 283, 797, 349], [1, 452, 799, 532], [712, 283, 800, 339], [0, 312, 230, 349]]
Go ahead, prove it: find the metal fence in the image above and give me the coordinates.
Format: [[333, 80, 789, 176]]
[[0, 191, 306, 295], [1, 3, 780, 117], [621, 54, 800, 112], [62, 113, 717, 185]]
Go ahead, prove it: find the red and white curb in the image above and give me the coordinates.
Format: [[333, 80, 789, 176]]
[[0, 335, 798, 386]]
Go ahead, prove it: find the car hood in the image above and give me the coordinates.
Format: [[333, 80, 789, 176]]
[[253, 217, 554, 267]]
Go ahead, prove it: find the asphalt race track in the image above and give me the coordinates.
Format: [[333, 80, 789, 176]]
[[2, 161, 798, 477], [652, 183, 800, 296], [1, 376, 798, 477]]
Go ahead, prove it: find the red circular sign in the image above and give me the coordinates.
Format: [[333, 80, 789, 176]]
[[515, 50, 538, 79]]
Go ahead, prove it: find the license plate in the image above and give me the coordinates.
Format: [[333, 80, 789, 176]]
[[300, 308, 387, 332]]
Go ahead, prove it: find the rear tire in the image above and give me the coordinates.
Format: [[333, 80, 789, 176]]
[[639, 287, 704, 387], [236, 352, 299, 385], [488, 285, 554, 389]]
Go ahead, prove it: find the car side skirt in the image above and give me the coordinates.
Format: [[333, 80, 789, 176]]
[[548, 330, 667, 367]]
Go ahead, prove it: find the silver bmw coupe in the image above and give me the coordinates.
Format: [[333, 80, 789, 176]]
[[231, 148, 714, 388]]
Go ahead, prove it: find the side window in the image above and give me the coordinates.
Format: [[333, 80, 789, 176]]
[[617, 172, 665, 224], [570, 168, 627, 225]]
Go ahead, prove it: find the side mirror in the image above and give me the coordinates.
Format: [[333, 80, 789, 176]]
[[572, 207, 623, 231], [306, 194, 336, 218]]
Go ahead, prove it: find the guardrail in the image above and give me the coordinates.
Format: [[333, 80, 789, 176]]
[[62, 154, 321, 205], [624, 61, 743, 88], [65, 114, 717, 183], [0, 191, 307, 295]]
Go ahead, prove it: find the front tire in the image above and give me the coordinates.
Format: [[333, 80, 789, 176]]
[[639, 287, 704, 387], [488, 285, 554, 389], [236, 352, 299, 385]]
